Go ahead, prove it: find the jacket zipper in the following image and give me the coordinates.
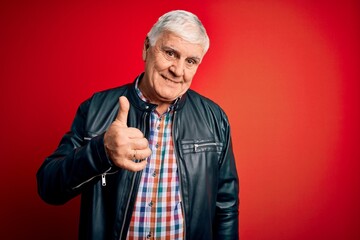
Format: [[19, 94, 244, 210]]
[[194, 142, 219, 152], [119, 168, 140, 238], [119, 111, 148, 239], [172, 110, 187, 240], [72, 136, 114, 189], [72, 166, 112, 190], [101, 170, 121, 186]]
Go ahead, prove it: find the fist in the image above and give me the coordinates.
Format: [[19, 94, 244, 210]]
[[104, 96, 151, 171]]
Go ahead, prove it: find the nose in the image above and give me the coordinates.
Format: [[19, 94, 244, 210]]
[[169, 60, 185, 77]]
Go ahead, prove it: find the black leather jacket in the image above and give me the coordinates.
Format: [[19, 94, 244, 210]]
[[37, 76, 239, 240]]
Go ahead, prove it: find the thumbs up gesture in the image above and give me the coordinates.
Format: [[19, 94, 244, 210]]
[[104, 96, 151, 171]]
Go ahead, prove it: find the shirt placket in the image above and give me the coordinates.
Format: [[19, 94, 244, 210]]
[[147, 113, 165, 239]]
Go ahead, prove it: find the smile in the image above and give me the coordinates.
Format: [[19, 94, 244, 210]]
[[161, 75, 181, 84]]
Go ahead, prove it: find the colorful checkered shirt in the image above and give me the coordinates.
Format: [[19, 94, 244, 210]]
[[126, 79, 184, 239]]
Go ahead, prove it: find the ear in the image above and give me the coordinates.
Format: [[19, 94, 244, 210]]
[[142, 37, 150, 61]]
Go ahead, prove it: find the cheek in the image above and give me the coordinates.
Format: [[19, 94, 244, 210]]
[[184, 68, 198, 82], [153, 57, 172, 71]]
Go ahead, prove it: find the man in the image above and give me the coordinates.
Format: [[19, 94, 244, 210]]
[[37, 10, 239, 240]]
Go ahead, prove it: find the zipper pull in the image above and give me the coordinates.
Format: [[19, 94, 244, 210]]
[[101, 174, 106, 186], [194, 144, 199, 152]]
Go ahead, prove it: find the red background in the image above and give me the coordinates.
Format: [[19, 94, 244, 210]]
[[1, 0, 359, 239]]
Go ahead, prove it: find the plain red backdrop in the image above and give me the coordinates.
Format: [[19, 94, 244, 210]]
[[1, 0, 359, 239]]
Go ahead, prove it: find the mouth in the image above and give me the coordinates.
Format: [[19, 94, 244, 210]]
[[161, 74, 181, 84]]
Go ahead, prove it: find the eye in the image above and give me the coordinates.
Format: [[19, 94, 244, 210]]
[[165, 50, 175, 57], [186, 58, 198, 66]]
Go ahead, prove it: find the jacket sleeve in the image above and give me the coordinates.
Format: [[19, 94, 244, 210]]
[[213, 113, 239, 240], [36, 99, 114, 205]]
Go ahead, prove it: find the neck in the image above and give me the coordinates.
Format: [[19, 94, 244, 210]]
[[138, 79, 172, 115], [155, 104, 171, 115]]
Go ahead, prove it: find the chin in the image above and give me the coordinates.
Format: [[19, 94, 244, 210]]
[[159, 95, 178, 103]]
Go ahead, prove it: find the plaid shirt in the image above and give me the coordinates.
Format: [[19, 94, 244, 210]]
[[126, 79, 184, 239]]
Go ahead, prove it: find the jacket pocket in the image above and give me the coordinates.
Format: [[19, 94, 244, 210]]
[[178, 140, 224, 196], [179, 139, 224, 169], [180, 139, 223, 154], [73, 132, 118, 189]]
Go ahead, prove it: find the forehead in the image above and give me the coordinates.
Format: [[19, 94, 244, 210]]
[[155, 31, 205, 58]]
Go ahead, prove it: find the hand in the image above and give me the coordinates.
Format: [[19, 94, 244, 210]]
[[104, 96, 151, 171]]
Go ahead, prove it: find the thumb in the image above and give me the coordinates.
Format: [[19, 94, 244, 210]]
[[115, 96, 130, 127]]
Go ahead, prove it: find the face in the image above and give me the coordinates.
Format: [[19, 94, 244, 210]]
[[140, 31, 205, 106]]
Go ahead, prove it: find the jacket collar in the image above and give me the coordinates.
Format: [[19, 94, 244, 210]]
[[127, 73, 187, 112]]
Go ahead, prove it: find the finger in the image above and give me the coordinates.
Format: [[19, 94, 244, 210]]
[[126, 127, 145, 139], [123, 159, 148, 172], [129, 138, 149, 150], [132, 148, 152, 160], [115, 96, 130, 127]]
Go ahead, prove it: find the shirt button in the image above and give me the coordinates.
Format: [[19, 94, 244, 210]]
[[147, 232, 152, 239], [148, 201, 153, 207], [155, 143, 159, 148], [152, 171, 156, 177], [157, 126, 160, 130]]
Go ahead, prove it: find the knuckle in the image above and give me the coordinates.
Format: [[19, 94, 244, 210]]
[[134, 128, 144, 137], [140, 139, 148, 148]]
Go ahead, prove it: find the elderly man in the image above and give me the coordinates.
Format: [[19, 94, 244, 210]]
[[37, 10, 239, 240]]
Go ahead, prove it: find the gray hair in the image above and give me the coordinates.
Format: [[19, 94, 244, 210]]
[[147, 10, 210, 54]]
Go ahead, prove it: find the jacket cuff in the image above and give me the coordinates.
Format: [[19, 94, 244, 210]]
[[91, 133, 114, 171]]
